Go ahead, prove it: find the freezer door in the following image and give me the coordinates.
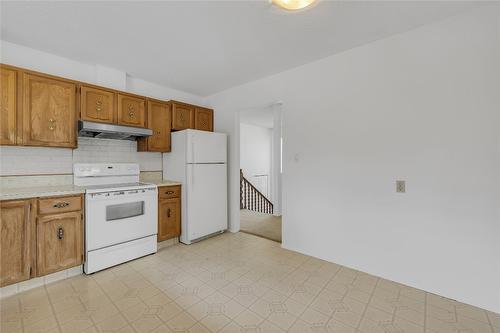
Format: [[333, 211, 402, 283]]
[[185, 163, 227, 242], [186, 130, 227, 164]]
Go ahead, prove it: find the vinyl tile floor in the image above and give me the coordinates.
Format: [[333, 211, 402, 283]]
[[240, 209, 282, 243], [1, 232, 499, 333]]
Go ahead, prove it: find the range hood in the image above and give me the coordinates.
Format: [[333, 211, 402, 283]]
[[78, 121, 152, 140]]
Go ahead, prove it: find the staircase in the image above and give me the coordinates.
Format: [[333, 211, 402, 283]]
[[240, 169, 274, 214]]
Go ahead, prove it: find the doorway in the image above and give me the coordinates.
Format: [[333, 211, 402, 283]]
[[238, 104, 282, 242]]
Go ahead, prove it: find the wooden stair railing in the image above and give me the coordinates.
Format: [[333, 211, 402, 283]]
[[240, 169, 273, 214]]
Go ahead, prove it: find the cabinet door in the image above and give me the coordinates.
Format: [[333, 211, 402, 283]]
[[158, 198, 181, 241], [171, 102, 194, 131], [22, 73, 77, 147], [117, 94, 146, 128], [0, 67, 17, 145], [36, 212, 83, 277], [194, 107, 213, 132], [0, 200, 32, 287], [80, 86, 116, 124], [148, 100, 171, 152]]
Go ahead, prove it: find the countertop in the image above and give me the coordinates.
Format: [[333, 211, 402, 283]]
[[145, 179, 182, 187], [0, 185, 86, 201], [0, 180, 182, 200]]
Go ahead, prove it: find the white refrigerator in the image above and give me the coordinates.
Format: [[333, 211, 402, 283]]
[[163, 129, 227, 244]]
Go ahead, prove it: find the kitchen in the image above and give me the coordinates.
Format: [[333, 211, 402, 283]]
[[1, 1, 500, 332], [1, 63, 227, 291]]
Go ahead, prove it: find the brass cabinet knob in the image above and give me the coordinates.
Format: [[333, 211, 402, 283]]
[[48, 118, 56, 130], [57, 227, 64, 240]]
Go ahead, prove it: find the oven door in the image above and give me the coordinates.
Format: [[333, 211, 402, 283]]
[[85, 187, 157, 251]]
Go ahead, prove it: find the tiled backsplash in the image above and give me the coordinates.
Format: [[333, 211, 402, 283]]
[[0, 137, 162, 176], [139, 171, 164, 183], [0, 146, 73, 175], [73, 137, 162, 171], [0, 174, 73, 189]]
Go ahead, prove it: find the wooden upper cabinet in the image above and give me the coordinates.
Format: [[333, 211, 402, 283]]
[[36, 211, 83, 276], [171, 102, 194, 131], [80, 86, 116, 124], [117, 94, 146, 128], [194, 107, 214, 132], [138, 100, 171, 152], [0, 67, 18, 145], [22, 73, 77, 148], [0, 200, 32, 287]]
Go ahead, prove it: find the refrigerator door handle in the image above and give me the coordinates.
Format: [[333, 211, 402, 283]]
[[191, 165, 194, 189], [191, 140, 195, 164]]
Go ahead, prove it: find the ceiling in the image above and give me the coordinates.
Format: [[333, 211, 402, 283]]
[[0, 1, 484, 96]]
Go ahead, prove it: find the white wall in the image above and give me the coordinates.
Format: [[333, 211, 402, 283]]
[[240, 123, 272, 196], [0, 41, 205, 176], [207, 5, 500, 313]]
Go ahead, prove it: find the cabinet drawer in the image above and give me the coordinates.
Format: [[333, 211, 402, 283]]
[[158, 185, 181, 199], [38, 195, 82, 215]]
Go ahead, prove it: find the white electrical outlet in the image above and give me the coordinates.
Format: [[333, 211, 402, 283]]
[[396, 180, 406, 193]]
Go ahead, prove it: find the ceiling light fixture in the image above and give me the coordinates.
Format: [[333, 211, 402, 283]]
[[271, 0, 317, 11]]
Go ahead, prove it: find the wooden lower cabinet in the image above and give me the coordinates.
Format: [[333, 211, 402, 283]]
[[36, 211, 83, 276], [0, 200, 33, 287], [157, 186, 181, 242], [0, 194, 83, 287]]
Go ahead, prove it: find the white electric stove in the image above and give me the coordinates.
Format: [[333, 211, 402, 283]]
[[74, 163, 158, 274]]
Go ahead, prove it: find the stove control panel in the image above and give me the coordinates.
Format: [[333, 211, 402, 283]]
[[74, 163, 140, 177]]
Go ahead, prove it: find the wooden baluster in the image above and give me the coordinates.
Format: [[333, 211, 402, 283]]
[[246, 182, 249, 210], [252, 188, 255, 211], [240, 170, 243, 209], [250, 187, 253, 211], [253, 188, 256, 211]]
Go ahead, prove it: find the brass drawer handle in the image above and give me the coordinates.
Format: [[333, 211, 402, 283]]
[[53, 202, 70, 209], [167, 208, 171, 218], [57, 227, 64, 240], [165, 191, 174, 195]]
